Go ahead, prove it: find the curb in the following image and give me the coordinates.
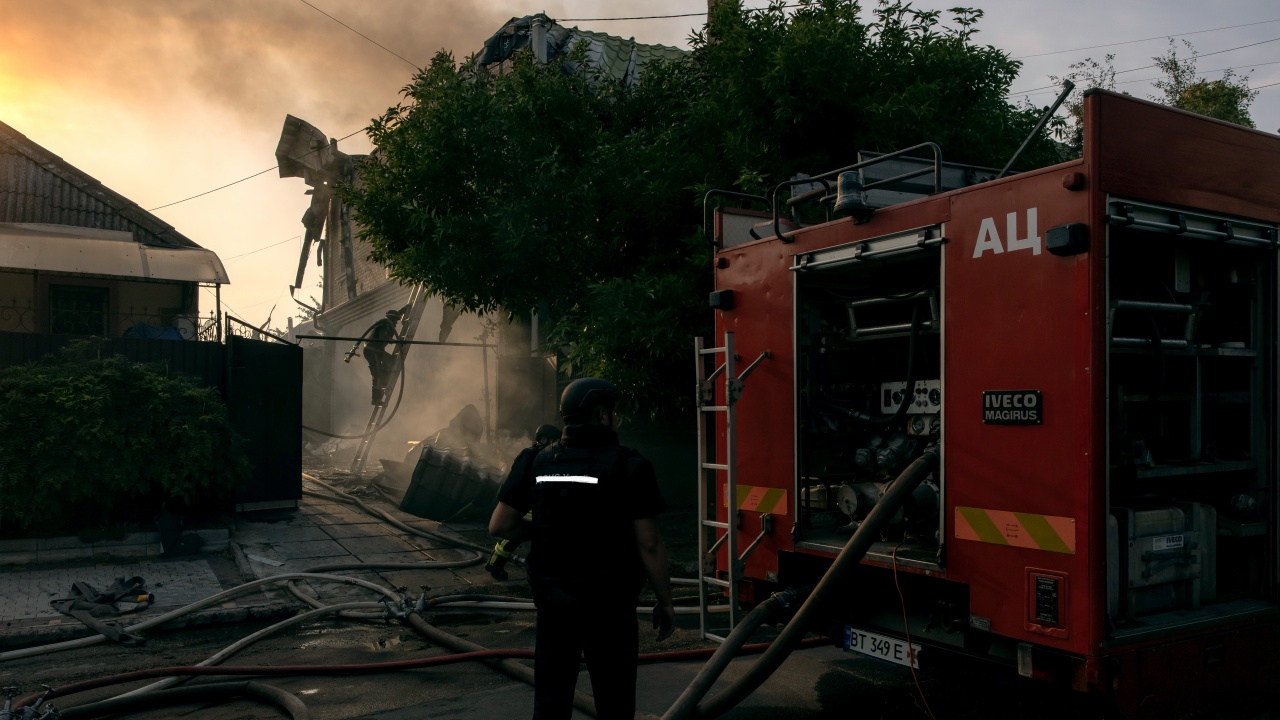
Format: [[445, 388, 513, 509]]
[[0, 600, 304, 651], [0, 529, 231, 567]]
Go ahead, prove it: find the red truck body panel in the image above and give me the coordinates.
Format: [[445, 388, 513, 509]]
[[706, 90, 1280, 713]]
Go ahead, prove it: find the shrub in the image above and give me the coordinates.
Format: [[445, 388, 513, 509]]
[[0, 341, 251, 532]]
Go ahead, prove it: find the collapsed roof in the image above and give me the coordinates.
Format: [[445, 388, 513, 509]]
[[475, 13, 688, 86]]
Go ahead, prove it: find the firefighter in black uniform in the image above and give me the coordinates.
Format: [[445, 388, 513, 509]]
[[345, 308, 404, 405], [485, 423, 561, 580], [489, 378, 675, 720]]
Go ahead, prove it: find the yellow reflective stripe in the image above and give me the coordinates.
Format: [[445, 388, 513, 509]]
[[957, 506, 1009, 545], [1014, 512, 1073, 554], [729, 485, 789, 515], [954, 506, 1076, 554]]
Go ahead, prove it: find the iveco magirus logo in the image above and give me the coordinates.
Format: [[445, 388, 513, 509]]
[[982, 390, 1042, 425]]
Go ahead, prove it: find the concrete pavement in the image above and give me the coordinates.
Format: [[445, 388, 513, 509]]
[[0, 473, 516, 650]]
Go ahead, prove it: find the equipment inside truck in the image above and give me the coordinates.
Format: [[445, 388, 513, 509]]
[[1105, 200, 1276, 638], [793, 228, 944, 569]]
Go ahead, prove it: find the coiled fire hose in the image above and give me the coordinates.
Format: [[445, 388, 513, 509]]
[[10, 451, 937, 719]]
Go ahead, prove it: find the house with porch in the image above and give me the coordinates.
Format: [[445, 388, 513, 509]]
[[0, 119, 228, 342]]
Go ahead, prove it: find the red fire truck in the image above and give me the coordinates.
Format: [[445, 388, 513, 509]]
[[697, 90, 1279, 717]]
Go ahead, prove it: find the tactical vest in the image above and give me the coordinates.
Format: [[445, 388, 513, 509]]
[[528, 442, 643, 598]]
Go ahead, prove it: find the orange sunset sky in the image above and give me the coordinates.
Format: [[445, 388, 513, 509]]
[[3, 0, 1276, 327]]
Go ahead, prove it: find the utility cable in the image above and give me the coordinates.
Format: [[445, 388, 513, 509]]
[[560, 3, 803, 21], [224, 235, 302, 262], [148, 129, 362, 211], [1011, 35, 1280, 96], [1015, 17, 1280, 59], [295, 0, 419, 70], [1017, 73, 1280, 99], [893, 541, 937, 720], [1112, 35, 1280, 76]]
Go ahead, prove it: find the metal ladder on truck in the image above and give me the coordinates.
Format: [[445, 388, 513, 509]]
[[695, 332, 770, 642], [349, 285, 431, 475]]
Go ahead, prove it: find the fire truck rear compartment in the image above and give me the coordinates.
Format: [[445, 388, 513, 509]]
[[1105, 207, 1276, 640], [794, 236, 943, 568], [786, 205, 1277, 650]]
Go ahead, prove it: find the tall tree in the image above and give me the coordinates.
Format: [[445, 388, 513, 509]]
[[344, 0, 1063, 416]]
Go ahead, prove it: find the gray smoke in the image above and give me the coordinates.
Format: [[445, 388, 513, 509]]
[[1, 0, 517, 133]]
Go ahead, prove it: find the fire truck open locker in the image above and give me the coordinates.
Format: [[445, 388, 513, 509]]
[[697, 90, 1279, 717]]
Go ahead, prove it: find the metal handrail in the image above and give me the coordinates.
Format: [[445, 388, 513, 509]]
[[770, 142, 943, 244], [703, 190, 770, 248]]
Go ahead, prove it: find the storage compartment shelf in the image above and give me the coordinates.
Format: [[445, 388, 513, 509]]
[[1121, 459, 1257, 479], [1110, 346, 1256, 357], [1218, 518, 1268, 538]]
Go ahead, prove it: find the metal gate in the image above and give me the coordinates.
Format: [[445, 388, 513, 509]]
[[227, 324, 303, 511]]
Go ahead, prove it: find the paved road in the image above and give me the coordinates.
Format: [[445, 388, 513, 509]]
[[3, 605, 1275, 720], [0, 487, 1272, 720]]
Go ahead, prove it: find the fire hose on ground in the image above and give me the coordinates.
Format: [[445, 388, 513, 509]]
[[11, 639, 836, 718], [8, 450, 937, 719], [668, 447, 939, 720], [302, 474, 503, 561], [8, 562, 731, 712], [57, 681, 308, 720]]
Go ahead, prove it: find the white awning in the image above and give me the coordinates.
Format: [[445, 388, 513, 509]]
[[0, 223, 229, 284]]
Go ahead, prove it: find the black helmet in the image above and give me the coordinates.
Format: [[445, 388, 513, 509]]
[[385, 309, 402, 321], [534, 424, 561, 445], [560, 378, 618, 424]]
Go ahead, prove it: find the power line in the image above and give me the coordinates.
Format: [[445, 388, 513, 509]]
[[1114, 35, 1280, 75], [1010, 35, 1280, 96], [561, 10, 706, 21], [148, 167, 276, 211], [560, 3, 803, 22], [147, 129, 363, 212], [1016, 60, 1280, 98], [224, 235, 302, 262], [295, 0, 419, 70], [203, 286, 248, 324], [1015, 17, 1280, 59]]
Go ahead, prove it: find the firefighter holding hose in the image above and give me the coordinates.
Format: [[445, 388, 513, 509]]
[[344, 307, 406, 406], [485, 423, 561, 580], [489, 378, 675, 720]]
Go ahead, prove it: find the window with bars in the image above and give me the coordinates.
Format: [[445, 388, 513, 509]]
[[49, 284, 109, 335]]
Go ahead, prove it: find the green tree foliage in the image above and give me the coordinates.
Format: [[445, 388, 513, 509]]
[[344, 0, 1063, 416], [0, 342, 251, 531], [1151, 40, 1258, 128], [1051, 54, 1117, 152], [1052, 40, 1257, 155]]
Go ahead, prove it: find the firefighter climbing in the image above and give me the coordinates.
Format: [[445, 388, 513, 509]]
[[345, 307, 409, 406]]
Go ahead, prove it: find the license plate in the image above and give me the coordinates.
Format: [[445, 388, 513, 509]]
[[844, 626, 920, 668]]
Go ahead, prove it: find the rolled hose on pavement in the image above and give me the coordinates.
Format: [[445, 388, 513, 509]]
[[302, 475, 503, 562], [678, 448, 940, 720], [112, 601, 386, 699], [18, 638, 834, 713], [0, 572, 401, 663], [286, 559, 485, 621], [56, 680, 307, 720]]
